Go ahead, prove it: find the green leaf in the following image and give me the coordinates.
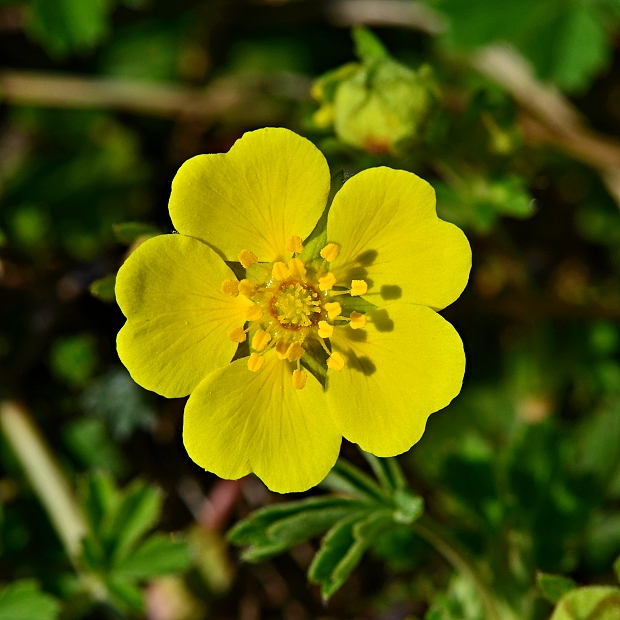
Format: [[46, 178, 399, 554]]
[[26, 0, 115, 58], [614, 555, 620, 584], [229, 496, 366, 562], [393, 489, 424, 524], [537, 572, 577, 604], [321, 459, 388, 503], [105, 480, 163, 565], [80, 471, 119, 534], [104, 577, 144, 615], [360, 453, 407, 491], [550, 586, 620, 620], [0, 580, 59, 620], [352, 26, 389, 63], [112, 533, 191, 579], [113, 222, 161, 245], [89, 274, 116, 302]]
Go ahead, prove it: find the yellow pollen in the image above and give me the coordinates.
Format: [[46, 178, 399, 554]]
[[325, 301, 342, 320], [273, 282, 321, 327], [252, 329, 272, 351], [239, 279, 258, 298], [246, 303, 263, 321], [272, 262, 291, 281], [228, 327, 246, 343], [292, 369, 307, 390], [350, 279, 368, 296], [350, 311, 367, 329], [275, 341, 290, 359], [318, 272, 337, 291], [286, 342, 305, 362], [320, 243, 340, 262], [221, 279, 239, 297], [317, 320, 333, 339], [247, 353, 264, 372], [288, 257, 306, 278], [286, 236, 304, 254], [327, 351, 345, 371], [239, 249, 258, 269]]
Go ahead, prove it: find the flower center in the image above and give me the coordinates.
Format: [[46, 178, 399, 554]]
[[271, 280, 321, 329], [221, 237, 369, 389]]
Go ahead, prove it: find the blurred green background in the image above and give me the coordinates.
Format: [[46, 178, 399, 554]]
[[2, 0, 620, 618]]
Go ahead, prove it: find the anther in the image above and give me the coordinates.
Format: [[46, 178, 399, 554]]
[[286, 236, 304, 254], [350, 280, 368, 296], [325, 301, 342, 320], [349, 311, 367, 329], [247, 353, 264, 372], [272, 262, 291, 281], [320, 243, 340, 262], [327, 351, 345, 371], [252, 329, 272, 351], [221, 279, 239, 297], [238, 279, 258, 297], [288, 257, 306, 278], [319, 272, 337, 291], [317, 321, 333, 339], [275, 341, 290, 359], [286, 342, 305, 362], [246, 303, 263, 321], [239, 250, 258, 269], [292, 369, 307, 390], [228, 327, 246, 343]]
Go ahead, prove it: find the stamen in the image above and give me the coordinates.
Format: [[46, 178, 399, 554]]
[[318, 272, 336, 291], [228, 327, 246, 343], [272, 262, 291, 281], [286, 236, 304, 254], [327, 351, 345, 371], [252, 329, 272, 351], [247, 353, 264, 372], [292, 368, 307, 390], [246, 303, 263, 321], [349, 311, 367, 329], [317, 321, 333, 339], [239, 279, 258, 298], [286, 342, 305, 362], [325, 301, 342, 320], [239, 250, 258, 269], [317, 337, 331, 356], [275, 341, 290, 359], [320, 243, 340, 262], [350, 280, 368, 296], [221, 279, 239, 297], [288, 257, 306, 278]]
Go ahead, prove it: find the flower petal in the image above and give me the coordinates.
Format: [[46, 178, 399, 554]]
[[169, 127, 331, 262], [116, 234, 251, 398], [327, 167, 471, 310], [183, 353, 341, 493], [327, 302, 465, 456]]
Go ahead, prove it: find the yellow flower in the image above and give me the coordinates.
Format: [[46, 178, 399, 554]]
[[116, 127, 471, 493]]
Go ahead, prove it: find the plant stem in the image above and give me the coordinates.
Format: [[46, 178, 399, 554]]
[[0, 401, 87, 563], [412, 516, 504, 620]]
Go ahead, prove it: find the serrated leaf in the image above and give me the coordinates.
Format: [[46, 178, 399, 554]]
[[112, 533, 191, 580], [113, 222, 161, 245], [89, 274, 116, 302], [0, 580, 59, 620], [321, 459, 388, 503], [537, 572, 577, 604], [308, 514, 359, 583], [360, 453, 406, 491], [352, 26, 389, 63], [104, 480, 163, 565]]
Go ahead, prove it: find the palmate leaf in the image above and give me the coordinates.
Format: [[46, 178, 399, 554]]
[[0, 580, 59, 620], [229, 455, 424, 601]]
